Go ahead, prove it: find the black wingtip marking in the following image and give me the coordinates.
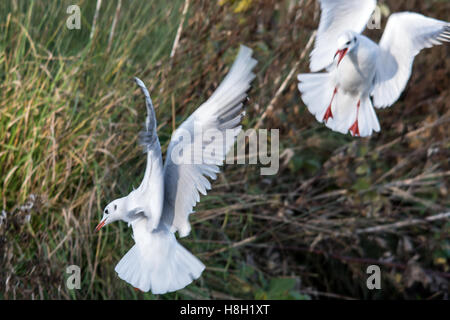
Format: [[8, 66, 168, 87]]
[[138, 130, 157, 153], [133, 76, 158, 151]]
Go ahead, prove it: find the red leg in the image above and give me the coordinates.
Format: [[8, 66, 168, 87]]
[[349, 100, 361, 137], [134, 287, 142, 292], [323, 88, 337, 123]]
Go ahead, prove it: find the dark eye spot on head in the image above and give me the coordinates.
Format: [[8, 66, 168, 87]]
[[346, 41, 351, 45], [105, 209, 109, 214], [114, 204, 117, 210]]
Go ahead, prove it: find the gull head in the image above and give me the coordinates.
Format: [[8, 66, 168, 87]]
[[95, 198, 125, 231], [335, 31, 359, 66]]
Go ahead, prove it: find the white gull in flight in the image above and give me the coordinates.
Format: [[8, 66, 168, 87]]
[[96, 45, 257, 294], [298, 0, 449, 137]]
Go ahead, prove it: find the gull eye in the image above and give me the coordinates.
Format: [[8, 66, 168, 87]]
[[114, 204, 117, 210], [105, 209, 109, 214], [346, 41, 351, 45]]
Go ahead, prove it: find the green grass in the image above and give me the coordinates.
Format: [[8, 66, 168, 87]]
[[1, 0, 449, 299]]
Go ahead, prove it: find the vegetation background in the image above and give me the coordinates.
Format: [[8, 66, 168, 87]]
[[0, 0, 449, 300]]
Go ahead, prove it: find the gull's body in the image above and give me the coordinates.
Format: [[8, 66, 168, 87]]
[[298, 0, 450, 137], [96, 46, 257, 294], [334, 35, 378, 96]]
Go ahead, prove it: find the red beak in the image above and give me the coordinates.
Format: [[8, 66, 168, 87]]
[[335, 48, 348, 66], [95, 220, 106, 232]]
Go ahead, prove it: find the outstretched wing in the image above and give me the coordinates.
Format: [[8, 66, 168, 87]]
[[134, 77, 165, 230], [135, 77, 159, 152], [372, 12, 449, 108], [161, 45, 257, 237], [310, 0, 376, 72]]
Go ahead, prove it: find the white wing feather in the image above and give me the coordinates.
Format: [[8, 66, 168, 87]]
[[310, 0, 376, 72], [161, 45, 257, 237], [134, 77, 165, 230], [372, 12, 450, 108]]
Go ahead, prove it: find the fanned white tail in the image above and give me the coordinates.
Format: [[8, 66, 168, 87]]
[[298, 73, 336, 123], [115, 219, 205, 294], [298, 73, 380, 137]]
